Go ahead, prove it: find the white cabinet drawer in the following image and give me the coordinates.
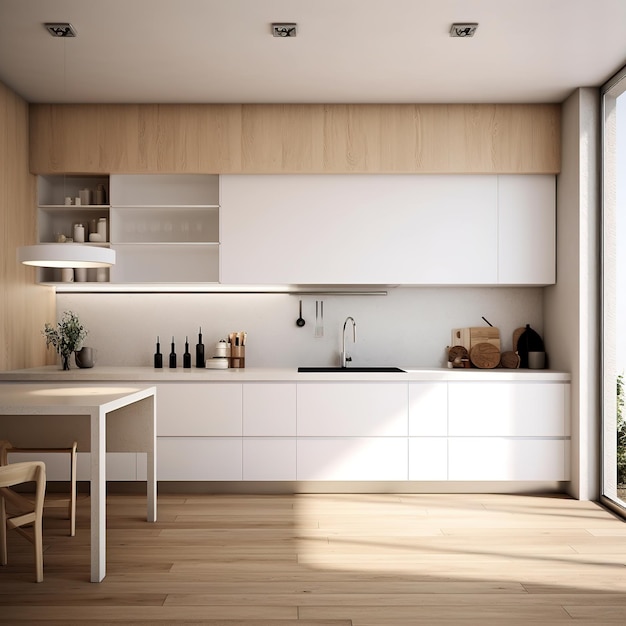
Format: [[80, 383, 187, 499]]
[[158, 437, 242, 480], [297, 383, 408, 437], [409, 382, 448, 436], [448, 382, 567, 437], [448, 438, 568, 481], [243, 439, 297, 480], [243, 383, 296, 436], [409, 438, 448, 480], [157, 383, 242, 436], [297, 438, 408, 481]]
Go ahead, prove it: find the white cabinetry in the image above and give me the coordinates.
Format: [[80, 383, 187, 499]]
[[157, 383, 242, 436], [408, 382, 448, 480], [109, 175, 220, 283], [296, 382, 408, 481], [147, 378, 569, 484], [156, 383, 242, 480], [221, 175, 498, 285], [220, 174, 556, 286], [243, 383, 296, 480], [447, 381, 569, 481], [447, 438, 567, 481], [447, 382, 567, 437], [498, 175, 555, 285]]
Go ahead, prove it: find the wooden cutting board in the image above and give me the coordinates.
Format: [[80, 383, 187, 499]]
[[470, 342, 500, 369], [512, 327, 525, 352], [469, 327, 500, 351], [451, 328, 471, 350]]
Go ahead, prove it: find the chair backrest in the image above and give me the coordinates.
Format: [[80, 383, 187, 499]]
[[0, 461, 46, 512]]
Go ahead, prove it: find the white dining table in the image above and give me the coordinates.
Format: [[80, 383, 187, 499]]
[[0, 383, 157, 582]]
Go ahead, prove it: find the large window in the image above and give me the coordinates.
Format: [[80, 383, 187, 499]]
[[602, 67, 626, 514]]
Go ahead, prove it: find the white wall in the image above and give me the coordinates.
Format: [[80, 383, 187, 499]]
[[57, 286, 543, 368], [544, 87, 600, 501]]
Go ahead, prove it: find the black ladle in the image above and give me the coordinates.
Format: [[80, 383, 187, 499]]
[[296, 300, 305, 327]]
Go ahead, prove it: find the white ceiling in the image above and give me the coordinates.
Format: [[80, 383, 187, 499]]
[[1, 0, 625, 104]]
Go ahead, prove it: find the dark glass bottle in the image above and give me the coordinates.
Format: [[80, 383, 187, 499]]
[[154, 336, 163, 369], [169, 336, 177, 368], [183, 336, 191, 368], [195, 327, 205, 368]]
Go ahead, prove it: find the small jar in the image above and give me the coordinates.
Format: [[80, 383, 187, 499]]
[[73, 223, 85, 243], [97, 218, 107, 241]]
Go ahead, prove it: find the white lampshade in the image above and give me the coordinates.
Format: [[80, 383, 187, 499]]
[[17, 244, 116, 268]]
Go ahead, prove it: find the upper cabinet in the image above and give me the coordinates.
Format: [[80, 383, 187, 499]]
[[36, 174, 220, 285], [36, 175, 111, 283], [220, 174, 556, 286], [109, 175, 219, 283], [497, 175, 556, 285]]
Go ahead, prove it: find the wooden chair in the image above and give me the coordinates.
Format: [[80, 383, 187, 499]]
[[0, 441, 77, 537], [0, 461, 47, 582]]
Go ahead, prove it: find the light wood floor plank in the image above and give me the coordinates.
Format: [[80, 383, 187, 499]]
[[1, 492, 625, 624]]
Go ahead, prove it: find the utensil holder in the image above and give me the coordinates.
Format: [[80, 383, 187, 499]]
[[230, 345, 245, 369]]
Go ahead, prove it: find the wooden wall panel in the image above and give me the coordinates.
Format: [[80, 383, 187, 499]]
[[29, 103, 560, 175], [0, 81, 54, 371], [242, 104, 325, 172], [29, 104, 243, 174]]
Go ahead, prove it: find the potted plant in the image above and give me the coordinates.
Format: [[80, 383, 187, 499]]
[[43, 310, 88, 370]]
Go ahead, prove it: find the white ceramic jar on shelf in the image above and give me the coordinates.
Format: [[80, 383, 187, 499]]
[[97, 218, 107, 241], [73, 223, 85, 243]]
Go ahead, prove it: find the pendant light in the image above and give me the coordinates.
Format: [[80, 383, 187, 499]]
[[17, 22, 116, 271], [17, 244, 115, 268]]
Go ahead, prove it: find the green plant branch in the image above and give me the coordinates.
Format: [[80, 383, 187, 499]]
[[43, 310, 88, 359]]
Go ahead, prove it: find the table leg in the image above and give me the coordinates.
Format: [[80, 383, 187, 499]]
[[90, 408, 106, 582], [136, 395, 157, 522]]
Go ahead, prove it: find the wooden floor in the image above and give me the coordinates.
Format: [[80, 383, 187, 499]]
[[1, 492, 626, 625]]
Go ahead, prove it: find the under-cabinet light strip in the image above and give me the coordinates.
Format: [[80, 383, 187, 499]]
[[52, 285, 388, 296]]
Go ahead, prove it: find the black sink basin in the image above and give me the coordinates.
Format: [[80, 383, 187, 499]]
[[298, 366, 406, 373]]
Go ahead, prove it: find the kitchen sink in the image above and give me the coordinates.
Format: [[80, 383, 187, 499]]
[[297, 366, 406, 373]]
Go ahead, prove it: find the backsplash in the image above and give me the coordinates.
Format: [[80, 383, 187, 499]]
[[56, 287, 543, 368]]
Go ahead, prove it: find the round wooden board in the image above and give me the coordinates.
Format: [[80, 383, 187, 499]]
[[470, 342, 500, 369], [500, 350, 520, 369]]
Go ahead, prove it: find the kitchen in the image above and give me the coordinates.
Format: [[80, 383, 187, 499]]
[[0, 1, 623, 621], [4, 0, 598, 499]]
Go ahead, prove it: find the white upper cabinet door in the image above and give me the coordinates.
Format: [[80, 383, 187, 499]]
[[220, 174, 498, 285], [497, 175, 556, 285]]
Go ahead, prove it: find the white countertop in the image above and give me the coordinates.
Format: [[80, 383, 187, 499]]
[[0, 365, 571, 383]]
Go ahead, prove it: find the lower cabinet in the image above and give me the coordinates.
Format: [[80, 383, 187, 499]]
[[150, 379, 571, 484], [448, 438, 568, 481], [243, 439, 296, 480], [158, 438, 242, 480], [297, 438, 408, 481], [409, 438, 448, 480]]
